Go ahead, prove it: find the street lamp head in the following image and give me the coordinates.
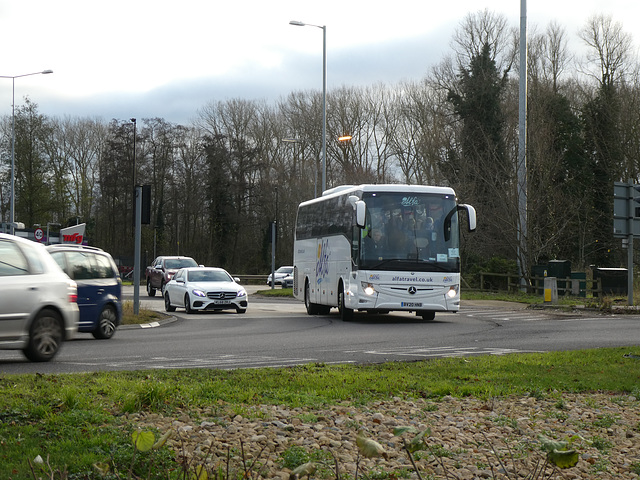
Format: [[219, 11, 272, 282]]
[[338, 135, 352, 142], [130, 118, 136, 123], [289, 20, 305, 26], [42, 70, 53, 75]]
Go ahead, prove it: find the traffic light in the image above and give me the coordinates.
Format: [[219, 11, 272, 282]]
[[267, 221, 277, 245], [141, 185, 151, 225]]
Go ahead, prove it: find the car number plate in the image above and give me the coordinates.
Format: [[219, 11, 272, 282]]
[[212, 300, 230, 305], [401, 302, 422, 307]]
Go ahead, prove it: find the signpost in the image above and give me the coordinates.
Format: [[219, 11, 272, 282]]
[[613, 180, 640, 305]]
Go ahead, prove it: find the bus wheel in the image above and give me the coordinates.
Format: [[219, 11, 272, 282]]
[[338, 283, 353, 322], [418, 310, 435, 321], [305, 281, 320, 315]]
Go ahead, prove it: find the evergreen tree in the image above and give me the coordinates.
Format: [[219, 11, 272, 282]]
[[13, 98, 55, 228], [447, 42, 511, 257], [582, 82, 623, 266]]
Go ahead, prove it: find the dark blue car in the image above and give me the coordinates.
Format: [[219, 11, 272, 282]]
[[47, 244, 122, 339]]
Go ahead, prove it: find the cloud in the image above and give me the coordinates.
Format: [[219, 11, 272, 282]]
[[37, 27, 453, 124]]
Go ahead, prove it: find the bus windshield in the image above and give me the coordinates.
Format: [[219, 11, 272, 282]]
[[359, 192, 460, 272]]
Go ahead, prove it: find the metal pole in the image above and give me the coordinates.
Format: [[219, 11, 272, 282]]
[[628, 235, 634, 306], [131, 118, 137, 198], [289, 21, 327, 195], [134, 185, 142, 315], [517, 0, 528, 288], [10, 78, 15, 235], [131, 118, 140, 315], [628, 179, 634, 306], [321, 25, 327, 194], [271, 222, 276, 290]]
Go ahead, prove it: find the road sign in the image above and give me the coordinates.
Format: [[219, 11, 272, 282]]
[[613, 181, 640, 238], [34, 227, 44, 242], [613, 180, 638, 306]]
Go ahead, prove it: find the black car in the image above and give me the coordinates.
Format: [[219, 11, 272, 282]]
[[47, 244, 122, 339]]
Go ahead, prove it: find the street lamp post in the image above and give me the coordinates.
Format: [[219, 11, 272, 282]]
[[289, 20, 326, 196], [0, 70, 53, 235], [130, 118, 141, 315], [46, 222, 60, 245]]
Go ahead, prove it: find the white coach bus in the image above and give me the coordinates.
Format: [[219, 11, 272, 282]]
[[292, 184, 476, 321]]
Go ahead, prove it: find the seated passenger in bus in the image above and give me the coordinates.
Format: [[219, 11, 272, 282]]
[[416, 216, 446, 259], [386, 228, 415, 258], [363, 228, 386, 260]]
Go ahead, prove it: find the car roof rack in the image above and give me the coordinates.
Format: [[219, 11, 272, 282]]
[[47, 244, 104, 252]]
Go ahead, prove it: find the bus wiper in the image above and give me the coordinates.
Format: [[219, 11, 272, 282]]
[[418, 262, 451, 272], [373, 258, 455, 271], [367, 259, 403, 269]]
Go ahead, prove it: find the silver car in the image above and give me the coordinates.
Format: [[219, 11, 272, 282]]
[[0, 234, 79, 361], [164, 267, 248, 314], [266, 265, 294, 286]]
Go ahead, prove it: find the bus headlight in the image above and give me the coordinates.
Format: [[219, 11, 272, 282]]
[[447, 285, 459, 298], [361, 282, 376, 296]]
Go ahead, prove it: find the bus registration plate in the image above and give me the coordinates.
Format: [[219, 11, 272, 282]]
[[401, 302, 422, 307]]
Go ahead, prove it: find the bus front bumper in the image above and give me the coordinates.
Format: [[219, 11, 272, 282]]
[[351, 283, 460, 313]]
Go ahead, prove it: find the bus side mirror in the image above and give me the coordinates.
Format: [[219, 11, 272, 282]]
[[443, 204, 477, 242], [460, 204, 477, 232], [355, 201, 366, 228]]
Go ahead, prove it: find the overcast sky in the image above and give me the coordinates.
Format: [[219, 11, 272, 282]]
[[0, 0, 638, 125]]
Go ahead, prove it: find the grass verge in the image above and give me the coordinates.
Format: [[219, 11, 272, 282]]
[[256, 287, 294, 297], [1, 347, 639, 478], [120, 300, 166, 325]]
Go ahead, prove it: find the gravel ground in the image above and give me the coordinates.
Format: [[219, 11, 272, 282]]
[[130, 392, 640, 479]]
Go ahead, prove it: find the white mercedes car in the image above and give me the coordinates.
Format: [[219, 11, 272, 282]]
[[164, 267, 248, 314]]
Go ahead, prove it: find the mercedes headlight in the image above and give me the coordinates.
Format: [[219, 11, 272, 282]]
[[361, 282, 376, 296], [447, 285, 459, 298]]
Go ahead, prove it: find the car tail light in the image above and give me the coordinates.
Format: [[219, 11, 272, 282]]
[[68, 281, 78, 303]]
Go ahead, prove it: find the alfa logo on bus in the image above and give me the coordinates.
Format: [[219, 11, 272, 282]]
[[316, 239, 330, 283]]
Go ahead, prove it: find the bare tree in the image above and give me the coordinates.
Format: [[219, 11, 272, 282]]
[[327, 85, 390, 185], [529, 21, 572, 92], [450, 9, 518, 79], [579, 14, 634, 87], [391, 80, 452, 186], [278, 90, 323, 198], [48, 116, 108, 225], [197, 99, 271, 271]]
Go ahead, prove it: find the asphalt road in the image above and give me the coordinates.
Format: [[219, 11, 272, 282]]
[[1, 286, 639, 373]]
